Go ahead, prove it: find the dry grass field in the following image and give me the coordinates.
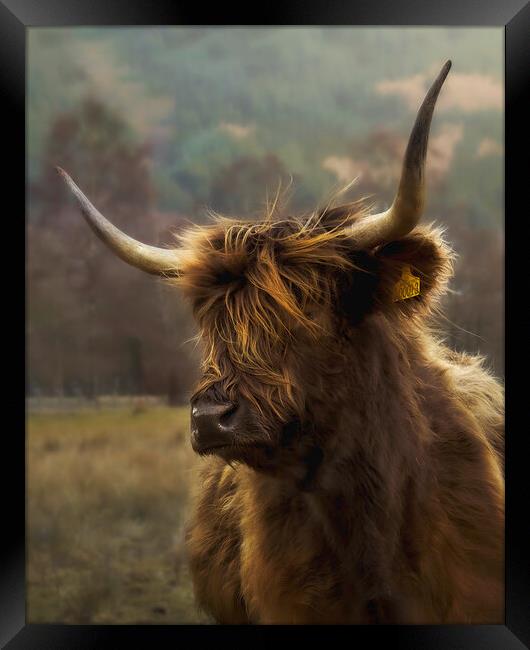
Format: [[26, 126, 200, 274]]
[[27, 404, 213, 624]]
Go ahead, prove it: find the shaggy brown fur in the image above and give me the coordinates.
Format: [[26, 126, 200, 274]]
[[178, 203, 504, 624]]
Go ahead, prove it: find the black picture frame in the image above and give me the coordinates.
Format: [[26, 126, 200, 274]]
[[6, 0, 529, 646]]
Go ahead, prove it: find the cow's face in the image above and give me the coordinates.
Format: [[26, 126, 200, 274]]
[[176, 213, 364, 471], [57, 62, 452, 475], [175, 212, 452, 473]]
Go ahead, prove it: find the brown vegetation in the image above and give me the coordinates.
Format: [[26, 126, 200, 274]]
[[27, 405, 211, 624]]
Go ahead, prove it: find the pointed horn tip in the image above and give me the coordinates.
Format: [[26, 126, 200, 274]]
[[438, 60, 452, 82], [55, 166, 73, 185], [56, 167, 80, 194]]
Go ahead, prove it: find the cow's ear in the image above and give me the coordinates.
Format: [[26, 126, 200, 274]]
[[373, 226, 455, 316]]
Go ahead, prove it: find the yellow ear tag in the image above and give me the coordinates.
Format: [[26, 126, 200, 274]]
[[393, 265, 421, 302]]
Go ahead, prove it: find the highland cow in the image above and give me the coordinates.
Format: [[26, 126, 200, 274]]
[[58, 60, 504, 624]]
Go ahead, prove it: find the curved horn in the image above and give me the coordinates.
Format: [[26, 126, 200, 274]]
[[345, 60, 452, 249], [56, 167, 184, 276]]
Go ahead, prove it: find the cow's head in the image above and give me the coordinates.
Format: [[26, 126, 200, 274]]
[[58, 62, 453, 476]]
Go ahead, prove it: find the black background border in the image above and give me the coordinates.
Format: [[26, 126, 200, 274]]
[[4, 0, 529, 647]]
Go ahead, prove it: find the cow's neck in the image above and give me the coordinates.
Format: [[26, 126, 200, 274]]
[[245, 314, 438, 596], [313, 317, 432, 571]]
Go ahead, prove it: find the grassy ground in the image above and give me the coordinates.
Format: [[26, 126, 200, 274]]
[[27, 405, 213, 624]]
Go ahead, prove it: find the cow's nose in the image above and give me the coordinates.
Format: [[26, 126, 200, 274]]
[[190, 399, 240, 453]]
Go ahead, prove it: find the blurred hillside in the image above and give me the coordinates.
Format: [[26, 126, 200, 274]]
[[27, 27, 504, 400]]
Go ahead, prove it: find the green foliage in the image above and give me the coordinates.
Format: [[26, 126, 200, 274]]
[[28, 27, 503, 223]]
